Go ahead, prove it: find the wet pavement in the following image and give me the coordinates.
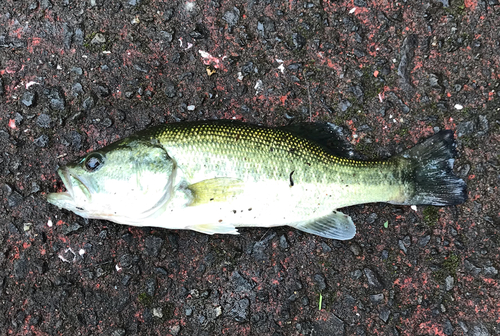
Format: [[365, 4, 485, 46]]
[[0, 0, 499, 335]]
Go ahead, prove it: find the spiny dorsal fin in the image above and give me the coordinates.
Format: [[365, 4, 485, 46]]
[[279, 123, 365, 160], [293, 210, 356, 240], [187, 178, 245, 206]]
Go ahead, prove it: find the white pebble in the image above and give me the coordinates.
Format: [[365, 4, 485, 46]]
[[153, 308, 163, 318], [254, 80, 263, 92]]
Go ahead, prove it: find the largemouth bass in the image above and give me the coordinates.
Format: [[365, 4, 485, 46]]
[[47, 121, 467, 240]]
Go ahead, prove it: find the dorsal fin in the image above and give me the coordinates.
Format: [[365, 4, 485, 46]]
[[279, 123, 365, 160]]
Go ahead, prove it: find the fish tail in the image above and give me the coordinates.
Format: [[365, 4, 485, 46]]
[[398, 130, 467, 206]]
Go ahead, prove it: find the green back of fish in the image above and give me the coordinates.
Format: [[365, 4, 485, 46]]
[[144, 121, 360, 179], [134, 121, 405, 208]]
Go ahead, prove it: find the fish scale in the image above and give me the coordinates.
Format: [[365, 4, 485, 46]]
[[145, 121, 388, 186], [47, 120, 467, 240]]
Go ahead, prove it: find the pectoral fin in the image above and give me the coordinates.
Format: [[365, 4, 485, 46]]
[[188, 223, 239, 235], [294, 210, 356, 240], [187, 178, 245, 206]]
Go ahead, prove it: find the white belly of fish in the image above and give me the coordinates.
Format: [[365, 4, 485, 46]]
[[139, 176, 335, 234]]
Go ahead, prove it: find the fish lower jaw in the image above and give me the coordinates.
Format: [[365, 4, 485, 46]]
[[47, 191, 75, 207]]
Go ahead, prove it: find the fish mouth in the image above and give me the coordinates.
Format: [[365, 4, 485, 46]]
[[47, 168, 92, 209]]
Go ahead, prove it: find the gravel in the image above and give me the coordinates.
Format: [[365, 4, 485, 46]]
[[0, 0, 497, 335]]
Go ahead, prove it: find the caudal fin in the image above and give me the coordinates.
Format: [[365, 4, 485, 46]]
[[399, 130, 467, 206]]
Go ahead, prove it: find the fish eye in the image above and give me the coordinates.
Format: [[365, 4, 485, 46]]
[[84, 153, 105, 172]]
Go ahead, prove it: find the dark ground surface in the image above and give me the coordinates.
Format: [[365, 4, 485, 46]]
[[0, 0, 499, 335]]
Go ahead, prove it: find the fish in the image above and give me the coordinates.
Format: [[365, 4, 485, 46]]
[[47, 120, 467, 240]]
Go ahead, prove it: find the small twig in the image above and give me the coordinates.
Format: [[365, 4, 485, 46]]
[[259, 228, 271, 242]]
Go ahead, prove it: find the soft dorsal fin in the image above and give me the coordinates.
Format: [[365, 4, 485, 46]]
[[279, 123, 365, 160], [186, 178, 245, 206], [292, 210, 356, 240]]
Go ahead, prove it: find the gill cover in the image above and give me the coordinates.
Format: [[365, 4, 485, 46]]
[[48, 138, 177, 224]]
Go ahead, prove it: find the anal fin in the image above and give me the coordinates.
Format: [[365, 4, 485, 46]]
[[188, 223, 239, 235], [294, 210, 356, 240]]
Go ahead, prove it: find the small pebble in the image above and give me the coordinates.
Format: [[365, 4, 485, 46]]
[[21, 91, 36, 107], [350, 243, 362, 256], [279, 235, 289, 249], [111, 329, 126, 336], [153, 307, 163, 318], [36, 114, 51, 128], [170, 325, 181, 336], [320, 242, 331, 253], [418, 235, 431, 247], [483, 266, 498, 277], [314, 274, 327, 290], [47, 88, 65, 110], [70, 67, 83, 75], [82, 95, 95, 111], [370, 293, 384, 304], [8, 191, 24, 207], [443, 319, 454, 335], [34, 134, 49, 147], [72, 83, 83, 96], [381, 250, 389, 260], [144, 236, 164, 257], [364, 268, 383, 289], [445, 276, 454, 291], [91, 33, 106, 44], [164, 81, 177, 98], [351, 269, 362, 279], [222, 7, 240, 26], [464, 260, 482, 276], [379, 306, 391, 323], [291, 32, 306, 50]]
